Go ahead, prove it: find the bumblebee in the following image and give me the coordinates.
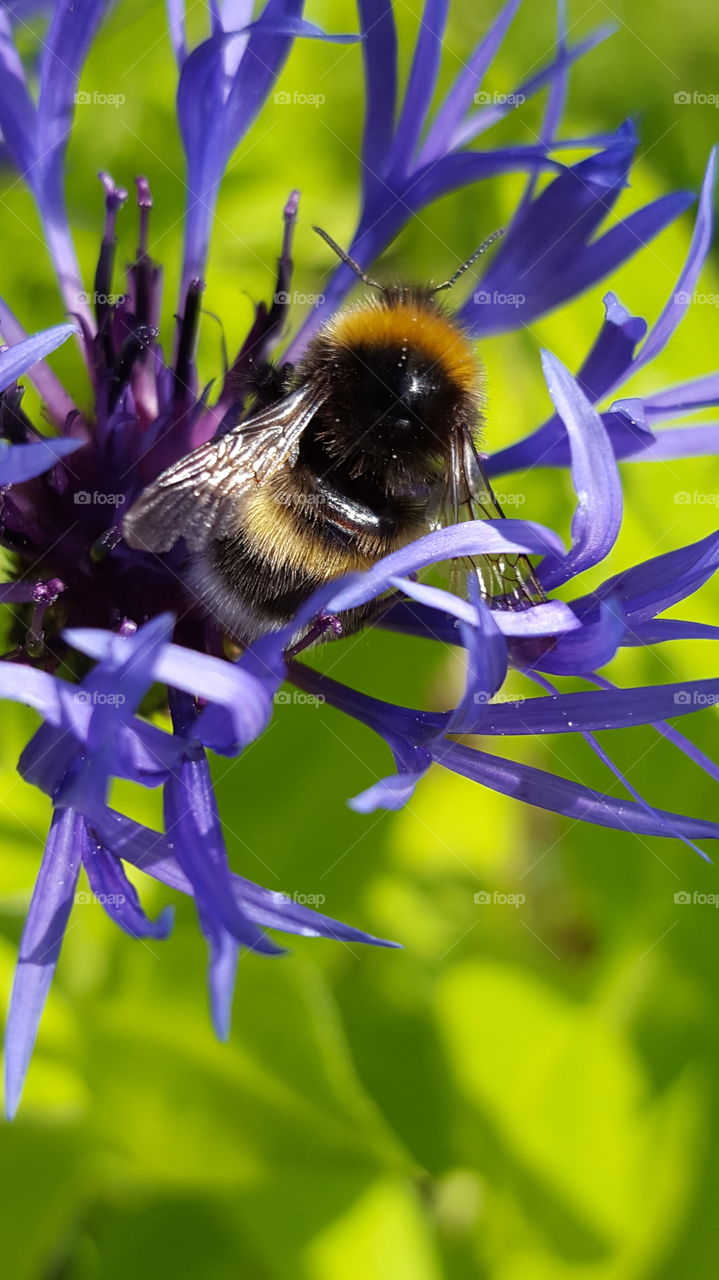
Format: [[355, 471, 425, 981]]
[[123, 227, 544, 645]]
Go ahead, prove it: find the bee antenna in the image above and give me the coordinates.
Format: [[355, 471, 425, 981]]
[[312, 225, 383, 291], [432, 227, 505, 293]]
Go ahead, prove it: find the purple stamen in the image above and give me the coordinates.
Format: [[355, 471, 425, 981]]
[[135, 176, 153, 257], [99, 172, 129, 236], [131, 177, 160, 329], [108, 325, 158, 411], [174, 278, 204, 403], [223, 191, 301, 403], [31, 578, 66, 605], [95, 174, 128, 353]]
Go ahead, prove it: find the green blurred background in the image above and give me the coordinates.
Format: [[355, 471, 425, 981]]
[[1, 2, 718, 1276]]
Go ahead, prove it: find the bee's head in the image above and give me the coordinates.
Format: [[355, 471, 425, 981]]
[[300, 287, 484, 484], [300, 226, 501, 480], [316, 329, 473, 471]]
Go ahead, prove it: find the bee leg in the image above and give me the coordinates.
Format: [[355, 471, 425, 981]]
[[285, 612, 344, 657], [287, 590, 411, 656]]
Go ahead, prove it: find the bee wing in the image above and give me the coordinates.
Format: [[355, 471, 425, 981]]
[[439, 426, 547, 609], [123, 384, 325, 553]]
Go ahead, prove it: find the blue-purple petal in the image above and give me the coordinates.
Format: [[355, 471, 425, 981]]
[[59, 615, 175, 810], [642, 373, 719, 421], [238, 16, 360, 42], [35, 1, 112, 316], [325, 519, 563, 613], [357, 0, 397, 176], [514, 599, 626, 675], [617, 423, 719, 462], [460, 124, 640, 335], [450, 589, 508, 727], [416, 0, 523, 166], [178, 0, 311, 291], [576, 293, 648, 400], [439, 740, 719, 842], [229, 874, 400, 946], [541, 191, 695, 313], [538, 352, 622, 588], [573, 531, 719, 624], [164, 702, 282, 956], [526, 670, 711, 860], [0, 324, 77, 394], [90, 807, 398, 947], [4, 807, 84, 1118], [0, 436, 82, 484], [387, 0, 449, 170], [629, 147, 716, 376], [449, 25, 614, 152], [380, 596, 580, 644], [64, 624, 274, 752], [624, 619, 719, 645], [196, 906, 239, 1041], [451, 678, 719, 736], [82, 844, 174, 939], [0, 10, 37, 176]]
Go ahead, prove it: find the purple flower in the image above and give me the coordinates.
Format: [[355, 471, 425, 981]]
[[0, 0, 717, 1119], [284, 1, 686, 356], [489, 149, 719, 475]]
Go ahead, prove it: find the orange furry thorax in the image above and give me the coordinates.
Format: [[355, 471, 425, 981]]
[[327, 297, 482, 397]]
